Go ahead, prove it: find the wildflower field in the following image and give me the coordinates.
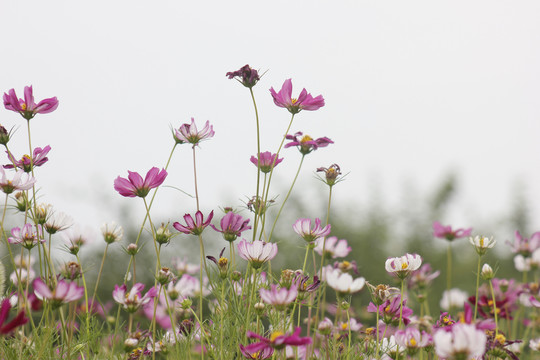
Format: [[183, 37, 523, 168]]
[[0, 66, 538, 360]]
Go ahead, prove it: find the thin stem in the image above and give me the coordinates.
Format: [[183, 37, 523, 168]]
[[446, 242, 452, 291], [266, 154, 305, 242], [90, 243, 109, 307], [489, 279, 499, 336], [474, 255, 482, 320], [76, 253, 91, 344], [249, 87, 262, 241], [192, 146, 200, 211]]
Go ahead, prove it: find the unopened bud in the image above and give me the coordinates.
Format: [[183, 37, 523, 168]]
[[481, 263, 495, 280], [126, 243, 138, 256]]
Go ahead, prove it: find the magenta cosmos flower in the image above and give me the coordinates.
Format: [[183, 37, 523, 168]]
[[33, 278, 84, 309], [9, 224, 44, 249], [173, 118, 214, 146], [293, 218, 331, 243], [237, 239, 278, 269], [114, 167, 167, 198], [285, 131, 333, 155], [173, 210, 214, 235], [250, 152, 283, 174], [0, 168, 36, 194], [210, 211, 251, 241], [113, 283, 157, 313], [5, 145, 51, 173], [226, 64, 260, 88], [269, 79, 324, 114], [242, 327, 312, 353], [433, 221, 473, 241], [3, 86, 59, 120], [239, 344, 273, 359], [0, 298, 28, 335]]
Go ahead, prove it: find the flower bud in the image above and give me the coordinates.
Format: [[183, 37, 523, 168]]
[[180, 298, 192, 310], [318, 318, 333, 335], [60, 261, 82, 280], [481, 263, 495, 280], [0, 125, 11, 145], [280, 269, 295, 288], [157, 267, 175, 285], [126, 243, 138, 256], [231, 271, 242, 282], [14, 192, 29, 212], [254, 302, 265, 316], [155, 223, 172, 245]]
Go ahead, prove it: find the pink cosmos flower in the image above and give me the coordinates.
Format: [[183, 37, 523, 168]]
[[314, 236, 351, 259], [239, 344, 273, 359], [284, 132, 333, 155], [0, 168, 36, 194], [259, 283, 298, 311], [33, 278, 84, 309], [241, 327, 312, 354], [385, 253, 422, 279], [433, 221, 472, 241], [237, 239, 278, 269], [173, 118, 214, 145], [173, 210, 214, 235], [408, 263, 440, 290], [112, 283, 157, 313], [250, 152, 283, 174], [269, 79, 324, 114], [114, 167, 167, 198], [367, 296, 414, 327], [395, 327, 432, 354], [293, 218, 331, 243], [8, 224, 44, 249], [0, 298, 28, 335], [3, 86, 59, 120], [226, 65, 260, 88], [5, 145, 51, 172], [210, 211, 251, 241], [507, 230, 540, 256]]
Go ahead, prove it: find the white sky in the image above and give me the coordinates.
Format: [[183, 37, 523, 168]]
[[1, 1, 540, 238]]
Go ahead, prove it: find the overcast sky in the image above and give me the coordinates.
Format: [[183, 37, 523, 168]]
[[1, 1, 540, 240]]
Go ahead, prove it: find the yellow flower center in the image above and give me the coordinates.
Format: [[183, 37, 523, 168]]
[[21, 103, 27, 111], [401, 263, 408, 270], [270, 331, 284, 342], [250, 352, 260, 359], [410, 338, 417, 347], [495, 334, 506, 345], [342, 260, 350, 268], [384, 305, 391, 313], [291, 98, 298, 104], [300, 135, 313, 143], [341, 323, 348, 330], [480, 237, 485, 247], [365, 327, 375, 335], [218, 257, 228, 267], [22, 154, 31, 162]]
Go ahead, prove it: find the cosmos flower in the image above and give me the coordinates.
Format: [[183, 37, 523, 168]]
[[395, 327, 432, 355], [173, 118, 214, 145], [241, 327, 312, 354], [250, 152, 283, 174], [433, 221, 472, 241], [284, 132, 333, 155], [8, 224, 44, 249], [433, 323, 486, 360], [385, 253, 422, 279], [0, 298, 28, 335], [292, 218, 331, 243], [440, 288, 468, 311], [314, 236, 351, 259], [113, 283, 157, 313], [469, 235, 496, 256], [0, 168, 35, 194], [210, 211, 251, 241], [259, 283, 298, 311], [3, 86, 58, 120], [269, 79, 324, 114], [325, 268, 365, 297], [237, 239, 278, 269], [173, 210, 214, 236], [5, 145, 51, 173], [226, 65, 260, 88], [33, 278, 84, 309], [114, 167, 167, 198], [507, 230, 540, 257]]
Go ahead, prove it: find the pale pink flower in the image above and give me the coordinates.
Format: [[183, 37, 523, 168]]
[[33, 278, 84, 309], [293, 218, 331, 243], [112, 283, 157, 313], [210, 211, 251, 241], [3, 86, 58, 120], [174, 118, 214, 145], [325, 268, 365, 296], [507, 230, 540, 256], [8, 224, 44, 249], [114, 167, 167, 198], [237, 239, 278, 269], [385, 253, 422, 279], [259, 283, 298, 311], [433, 221, 472, 241], [433, 323, 486, 359], [0, 168, 35, 194], [395, 327, 432, 353], [314, 236, 351, 259], [269, 79, 324, 114]]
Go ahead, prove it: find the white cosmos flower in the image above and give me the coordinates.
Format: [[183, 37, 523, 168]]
[[385, 253, 422, 279], [440, 288, 468, 311], [434, 323, 486, 359], [325, 268, 365, 296]]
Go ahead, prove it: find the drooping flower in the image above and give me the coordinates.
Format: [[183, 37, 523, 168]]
[[292, 218, 331, 243], [173, 118, 214, 146], [237, 239, 278, 269], [284, 132, 333, 155], [114, 167, 167, 198], [385, 253, 422, 279], [3, 86, 59, 120], [433, 323, 487, 359], [5, 145, 51, 172], [325, 268, 365, 297], [173, 210, 214, 235], [433, 221, 472, 241], [314, 236, 351, 259], [469, 235, 496, 256], [33, 278, 84, 309], [113, 283, 157, 313], [316, 164, 344, 187], [241, 327, 312, 354], [210, 211, 251, 241], [250, 152, 283, 174], [269, 79, 324, 114], [259, 283, 298, 311], [0, 168, 35, 194], [8, 224, 44, 249], [0, 298, 28, 335], [226, 65, 261, 88]]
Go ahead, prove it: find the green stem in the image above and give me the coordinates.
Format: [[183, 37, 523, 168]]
[[90, 244, 109, 307], [76, 253, 91, 344], [249, 87, 262, 242], [446, 242, 452, 291], [473, 255, 482, 320], [489, 279, 499, 336]]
